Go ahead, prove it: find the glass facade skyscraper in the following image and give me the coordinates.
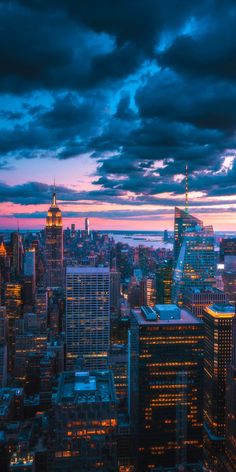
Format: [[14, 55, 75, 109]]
[[172, 224, 215, 304], [173, 207, 203, 265]]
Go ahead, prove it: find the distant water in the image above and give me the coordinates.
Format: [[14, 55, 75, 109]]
[[108, 232, 173, 249]]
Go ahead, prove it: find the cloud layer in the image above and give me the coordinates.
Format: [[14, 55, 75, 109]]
[[1, 0, 236, 226]]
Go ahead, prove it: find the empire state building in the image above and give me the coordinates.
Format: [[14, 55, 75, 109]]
[[45, 191, 63, 288]]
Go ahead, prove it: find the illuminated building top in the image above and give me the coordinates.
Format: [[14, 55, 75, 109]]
[[46, 192, 62, 228], [204, 304, 235, 319]]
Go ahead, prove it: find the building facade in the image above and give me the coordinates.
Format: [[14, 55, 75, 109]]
[[130, 304, 204, 471], [66, 266, 110, 370], [45, 192, 63, 288], [203, 304, 234, 471]]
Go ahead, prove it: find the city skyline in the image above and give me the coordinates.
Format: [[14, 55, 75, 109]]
[[1, 2, 236, 230]]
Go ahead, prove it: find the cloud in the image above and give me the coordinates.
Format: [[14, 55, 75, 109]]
[[1, 0, 236, 220]]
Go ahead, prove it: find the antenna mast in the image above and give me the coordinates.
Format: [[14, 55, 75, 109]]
[[185, 162, 189, 213]]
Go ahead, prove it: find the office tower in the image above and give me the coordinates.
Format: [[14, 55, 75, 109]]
[[21, 276, 35, 311], [172, 224, 215, 305], [0, 241, 8, 303], [45, 191, 63, 288], [203, 304, 234, 471], [163, 229, 169, 243], [31, 240, 39, 283], [130, 304, 204, 471], [110, 269, 121, 311], [23, 248, 36, 292], [156, 260, 172, 304], [109, 344, 128, 401], [224, 313, 236, 472], [35, 288, 48, 316], [219, 238, 236, 263], [5, 283, 22, 371], [47, 337, 64, 373], [0, 307, 7, 388], [184, 287, 228, 319], [39, 351, 56, 408], [71, 223, 75, 236], [11, 232, 23, 279], [0, 345, 7, 387], [85, 217, 90, 236], [222, 271, 236, 305], [14, 331, 47, 384], [127, 277, 140, 308], [139, 277, 156, 306], [53, 370, 117, 471], [0, 306, 7, 344], [173, 207, 203, 264], [66, 266, 110, 370]]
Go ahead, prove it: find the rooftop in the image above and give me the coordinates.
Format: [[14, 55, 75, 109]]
[[132, 304, 202, 326], [186, 287, 225, 294], [66, 266, 109, 275], [55, 370, 116, 405], [205, 304, 235, 318]]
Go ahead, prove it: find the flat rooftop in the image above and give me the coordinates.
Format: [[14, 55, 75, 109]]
[[132, 304, 202, 326], [186, 287, 225, 294], [66, 266, 109, 275], [55, 370, 116, 404], [205, 304, 235, 318]]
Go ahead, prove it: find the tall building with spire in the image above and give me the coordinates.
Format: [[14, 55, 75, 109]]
[[173, 163, 203, 264], [172, 223, 216, 304], [45, 191, 63, 288]]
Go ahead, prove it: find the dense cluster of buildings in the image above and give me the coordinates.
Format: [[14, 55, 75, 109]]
[[0, 191, 235, 471]]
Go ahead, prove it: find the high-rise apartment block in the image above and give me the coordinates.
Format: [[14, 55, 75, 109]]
[[66, 266, 110, 370]]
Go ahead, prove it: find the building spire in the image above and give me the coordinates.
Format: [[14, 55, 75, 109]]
[[185, 162, 189, 213], [52, 177, 56, 206]]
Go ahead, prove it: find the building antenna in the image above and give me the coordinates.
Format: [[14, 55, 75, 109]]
[[185, 162, 189, 213], [52, 177, 56, 206]]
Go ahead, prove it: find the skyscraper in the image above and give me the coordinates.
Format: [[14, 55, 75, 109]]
[[173, 207, 203, 265], [5, 283, 22, 371], [66, 266, 110, 370], [85, 217, 90, 236], [156, 260, 172, 304], [203, 304, 234, 471], [130, 304, 204, 471], [11, 232, 23, 279], [24, 248, 35, 282], [45, 191, 63, 288], [172, 224, 215, 304], [224, 312, 236, 471]]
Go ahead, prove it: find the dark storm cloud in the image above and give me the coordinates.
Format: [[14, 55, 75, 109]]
[[0, 181, 82, 205], [158, 3, 236, 82], [1, 0, 236, 208]]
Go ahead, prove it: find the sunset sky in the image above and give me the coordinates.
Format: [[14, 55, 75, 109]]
[[1, 1, 236, 231]]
